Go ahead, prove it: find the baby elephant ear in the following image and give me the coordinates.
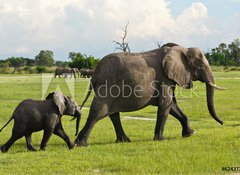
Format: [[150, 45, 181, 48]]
[[162, 46, 192, 88], [53, 91, 66, 115], [45, 92, 54, 100]]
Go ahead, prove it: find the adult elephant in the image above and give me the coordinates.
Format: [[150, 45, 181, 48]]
[[54, 67, 63, 78], [71, 68, 80, 78], [75, 44, 225, 146], [80, 69, 94, 78], [54, 67, 68, 78], [54, 67, 79, 78]]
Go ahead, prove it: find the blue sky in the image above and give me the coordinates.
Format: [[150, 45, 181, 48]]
[[0, 0, 239, 61], [170, 0, 240, 19]]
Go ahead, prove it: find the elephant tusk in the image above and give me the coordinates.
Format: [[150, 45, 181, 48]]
[[208, 82, 226, 90]]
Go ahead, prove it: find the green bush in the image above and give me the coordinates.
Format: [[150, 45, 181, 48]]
[[44, 66, 55, 73], [36, 66, 46, 73], [23, 66, 36, 74], [0, 62, 11, 73], [228, 67, 240, 71]]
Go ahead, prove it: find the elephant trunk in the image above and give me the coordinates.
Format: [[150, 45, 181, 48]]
[[203, 67, 224, 125], [74, 109, 81, 136]]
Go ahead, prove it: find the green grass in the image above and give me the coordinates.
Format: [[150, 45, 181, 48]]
[[0, 73, 240, 175]]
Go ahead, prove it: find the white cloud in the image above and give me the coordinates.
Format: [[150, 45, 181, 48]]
[[0, 3, 13, 13], [16, 46, 31, 54], [0, 0, 239, 59], [173, 3, 210, 40]]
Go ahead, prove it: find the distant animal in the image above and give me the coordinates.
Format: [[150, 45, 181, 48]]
[[71, 68, 80, 78], [0, 91, 81, 152], [54, 67, 79, 78], [75, 43, 225, 146], [80, 69, 94, 78]]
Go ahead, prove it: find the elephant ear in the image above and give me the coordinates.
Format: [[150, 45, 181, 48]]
[[45, 92, 54, 100], [162, 46, 193, 88], [53, 91, 66, 115]]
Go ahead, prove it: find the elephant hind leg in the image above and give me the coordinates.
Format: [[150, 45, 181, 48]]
[[109, 113, 131, 143], [25, 134, 37, 151], [1, 130, 24, 152], [75, 98, 111, 146], [40, 128, 54, 151]]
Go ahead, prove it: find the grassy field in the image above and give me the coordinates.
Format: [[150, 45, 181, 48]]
[[0, 72, 239, 175]]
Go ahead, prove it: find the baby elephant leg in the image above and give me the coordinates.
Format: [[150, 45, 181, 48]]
[[25, 134, 37, 151], [40, 128, 54, 151], [53, 122, 75, 149]]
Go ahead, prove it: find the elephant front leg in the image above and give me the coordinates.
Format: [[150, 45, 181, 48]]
[[75, 99, 109, 146], [154, 86, 173, 141], [53, 122, 75, 149], [170, 96, 195, 137], [74, 116, 98, 147], [154, 105, 172, 140]]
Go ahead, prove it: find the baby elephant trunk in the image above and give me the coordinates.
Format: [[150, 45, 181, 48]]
[[74, 109, 81, 136]]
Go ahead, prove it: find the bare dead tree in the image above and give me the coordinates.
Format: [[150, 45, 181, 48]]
[[155, 41, 162, 48], [113, 22, 130, 52]]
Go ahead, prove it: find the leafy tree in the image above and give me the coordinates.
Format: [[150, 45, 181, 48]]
[[7, 57, 25, 74], [24, 58, 36, 66], [68, 52, 100, 69], [55, 61, 69, 67], [35, 50, 54, 66], [68, 52, 85, 69], [228, 39, 240, 66], [205, 39, 240, 66], [0, 60, 9, 67]]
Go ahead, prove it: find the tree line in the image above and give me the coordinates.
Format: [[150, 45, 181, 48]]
[[0, 38, 239, 74], [0, 50, 100, 74], [204, 39, 240, 67]]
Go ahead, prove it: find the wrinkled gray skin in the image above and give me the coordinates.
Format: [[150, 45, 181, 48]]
[[0, 91, 81, 152], [80, 69, 94, 78], [54, 67, 79, 78], [75, 44, 224, 146]]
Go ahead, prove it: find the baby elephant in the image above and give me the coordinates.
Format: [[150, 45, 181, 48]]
[[0, 91, 81, 152]]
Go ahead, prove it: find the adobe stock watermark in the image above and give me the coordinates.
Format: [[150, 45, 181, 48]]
[[90, 80, 200, 99], [41, 74, 77, 99], [41, 74, 200, 101]]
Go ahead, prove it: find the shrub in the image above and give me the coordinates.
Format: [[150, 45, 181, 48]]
[[0, 62, 11, 74], [36, 66, 46, 73], [23, 66, 36, 74], [228, 67, 240, 71]]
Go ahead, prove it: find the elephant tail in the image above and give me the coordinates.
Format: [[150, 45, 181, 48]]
[[0, 115, 14, 132], [80, 83, 93, 110]]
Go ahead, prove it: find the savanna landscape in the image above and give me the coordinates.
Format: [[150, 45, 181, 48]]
[[0, 69, 239, 174], [1, 1, 240, 175]]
